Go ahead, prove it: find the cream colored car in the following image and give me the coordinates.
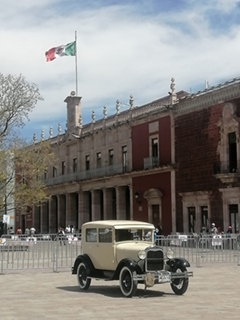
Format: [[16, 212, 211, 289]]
[[72, 220, 193, 297]]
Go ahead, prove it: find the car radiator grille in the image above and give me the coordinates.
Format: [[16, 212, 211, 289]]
[[146, 249, 164, 271]]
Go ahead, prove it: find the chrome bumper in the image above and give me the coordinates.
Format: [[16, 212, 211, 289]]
[[133, 270, 193, 287]]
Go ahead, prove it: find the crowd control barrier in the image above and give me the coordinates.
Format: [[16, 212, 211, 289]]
[[1, 233, 240, 274]]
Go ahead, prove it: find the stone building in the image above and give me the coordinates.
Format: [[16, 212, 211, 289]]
[[15, 77, 240, 235], [175, 77, 240, 233]]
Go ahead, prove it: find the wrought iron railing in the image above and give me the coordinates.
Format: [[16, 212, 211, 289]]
[[213, 161, 240, 175], [45, 163, 129, 185]]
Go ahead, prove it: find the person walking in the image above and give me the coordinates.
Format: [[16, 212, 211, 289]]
[[57, 227, 66, 246]]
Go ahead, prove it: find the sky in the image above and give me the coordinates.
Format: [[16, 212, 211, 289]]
[[1, 0, 240, 141]]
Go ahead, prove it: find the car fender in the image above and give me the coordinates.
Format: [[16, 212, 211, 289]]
[[72, 254, 94, 275], [168, 257, 190, 269], [114, 258, 142, 280]]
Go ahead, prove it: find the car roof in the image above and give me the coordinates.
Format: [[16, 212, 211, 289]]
[[82, 220, 155, 229]]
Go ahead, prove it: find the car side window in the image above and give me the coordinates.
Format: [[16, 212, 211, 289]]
[[99, 228, 112, 243], [86, 228, 97, 242]]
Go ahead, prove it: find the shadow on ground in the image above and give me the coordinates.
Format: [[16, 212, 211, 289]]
[[57, 284, 174, 298]]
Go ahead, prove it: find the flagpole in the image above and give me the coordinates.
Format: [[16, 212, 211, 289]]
[[75, 30, 78, 96]]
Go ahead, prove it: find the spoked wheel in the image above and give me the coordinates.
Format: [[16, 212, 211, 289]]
[[77, 262, 91, 290], [119, 266, 138, 297], [170, 266, 189, 295]]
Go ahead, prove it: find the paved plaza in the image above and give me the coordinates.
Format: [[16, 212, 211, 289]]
[[0, 265, 240, 320]]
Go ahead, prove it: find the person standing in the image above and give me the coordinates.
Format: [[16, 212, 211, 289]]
[[16, 228, 22, 235], [210, 223, 218, 234], [226, 226, 232, 234], [30, 227, 36, 236], [58, 227, 66, 246]]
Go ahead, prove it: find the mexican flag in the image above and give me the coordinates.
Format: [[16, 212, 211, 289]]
[[45, 41, 76, 62]]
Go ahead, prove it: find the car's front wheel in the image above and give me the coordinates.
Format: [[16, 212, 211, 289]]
[[77, 262, 91, 290], [119, 266, 138, 297], [170, 265, 189, 295]]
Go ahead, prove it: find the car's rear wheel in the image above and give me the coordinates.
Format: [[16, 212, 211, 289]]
[[119, 266, 138, 297], [77, 262, 91, 290], [170, 265, 189, 295]]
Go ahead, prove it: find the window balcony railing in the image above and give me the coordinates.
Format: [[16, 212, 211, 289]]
[[213, 161, 240, 184], [45, 163, 129, 186], [143, 157, 159, 169], [213, 161, 240, 174]]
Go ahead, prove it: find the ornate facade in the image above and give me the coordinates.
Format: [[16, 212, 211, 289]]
[[15, 77, 240, 234]]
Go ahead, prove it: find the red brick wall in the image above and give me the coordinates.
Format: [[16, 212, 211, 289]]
[[132, 116, 171, 170], [132, 172, 172, 235], [175, 102, 224, 229]]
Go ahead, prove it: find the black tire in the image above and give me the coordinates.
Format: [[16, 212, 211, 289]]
[[77, 262, 91, 290], [119, 266, 138, 297], [170, 265, 189, 295]]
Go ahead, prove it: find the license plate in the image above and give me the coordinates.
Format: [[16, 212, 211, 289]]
[[159, 273, 170, 282]]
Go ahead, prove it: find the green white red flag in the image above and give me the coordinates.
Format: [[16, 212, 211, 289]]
[[45, 41, 76, 62]]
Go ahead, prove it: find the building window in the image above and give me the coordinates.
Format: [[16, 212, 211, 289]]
[[53, 166, 57, 177], [61, 161, 65, 175], [86, 155, 90, 171], [73, 158, 77, 172], [201, 206, 208, 232], [86, 228, 97, 242], [109, 149, 114, 166], [152, 137, 158, 158], [99, 228, 112, 243], [228, 132, 237, 172], [97, 152, 101, 168], [122, 146, 127, 171]]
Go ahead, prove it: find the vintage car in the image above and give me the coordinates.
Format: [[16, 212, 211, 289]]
[[72, 220, 193, 297]]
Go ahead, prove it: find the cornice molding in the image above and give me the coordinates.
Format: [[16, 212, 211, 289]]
[[175, 83, 240, 116]]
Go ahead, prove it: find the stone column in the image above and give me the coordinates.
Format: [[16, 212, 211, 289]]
[[103, 188, 113, 219], [49, 196, 57, 233], [40, 201, 48, 233], [171, 171, 176, 233], [129, 185, 133, 220], [66, 193, 71, 225], [58, 195, 66, 229], [79, 191, 90, 229]]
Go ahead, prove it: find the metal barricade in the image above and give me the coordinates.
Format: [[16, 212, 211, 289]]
[[0, 233, 82, 274], [156, 234, 198, 266], [197, 234, 240, 267], [1, 233, 240, 274]]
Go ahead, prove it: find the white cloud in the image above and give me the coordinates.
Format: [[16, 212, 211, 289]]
[[1, 0, 240, 139]]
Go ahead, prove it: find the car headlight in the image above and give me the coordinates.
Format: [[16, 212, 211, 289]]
[[138, 250, 146, 260], [167, 249, 175, 259]]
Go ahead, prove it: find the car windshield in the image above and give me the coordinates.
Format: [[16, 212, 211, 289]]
[[115, 229, 153, 242]]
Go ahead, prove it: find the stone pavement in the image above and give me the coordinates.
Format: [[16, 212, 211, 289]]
[[0, 265, 240, 320]]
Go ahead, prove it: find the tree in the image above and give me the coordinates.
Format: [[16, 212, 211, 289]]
[[0, 73, 54, 213], [0, 73, 42, 140]]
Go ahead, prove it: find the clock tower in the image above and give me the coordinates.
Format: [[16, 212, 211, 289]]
[[64, 91, 82, 134]]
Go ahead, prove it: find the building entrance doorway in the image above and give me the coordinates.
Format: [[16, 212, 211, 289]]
[[152, 204, 159, 227], [188, 207, 195, 233], [229, 204, 239, 233]]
